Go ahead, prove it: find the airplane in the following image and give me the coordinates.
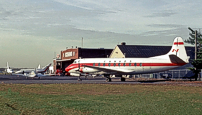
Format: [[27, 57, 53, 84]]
[[15, 63, 51, 74], [5, 62, 13, 74], [65, 37, 189, 82], [22, 70, 49, 79]]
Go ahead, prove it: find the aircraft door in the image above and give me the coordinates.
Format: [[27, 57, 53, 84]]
[[78, 60, 81, 72], [149, 61, 152, 73], [133, 62, 137, 73], [140, 63, 144, 73]]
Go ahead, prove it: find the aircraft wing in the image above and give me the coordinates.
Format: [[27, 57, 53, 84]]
[[13, 71, 36, 77], [12, 73, 26, 76], [13, 71, 49, 78], [83, 65, 130, 74]]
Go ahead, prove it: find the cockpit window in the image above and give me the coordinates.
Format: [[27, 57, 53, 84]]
[[74, 61, 77, 63]]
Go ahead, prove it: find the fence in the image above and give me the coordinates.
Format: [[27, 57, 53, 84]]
[[138, 69, 192, 79]]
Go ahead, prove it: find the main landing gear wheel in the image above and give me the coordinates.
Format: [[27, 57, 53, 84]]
[[78, 76, 82, 81], [121, 77, 125, 81], [106, 78, 111, 82], [104, 74, 111, 82]]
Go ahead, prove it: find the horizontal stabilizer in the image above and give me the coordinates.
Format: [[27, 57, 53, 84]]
[[169, 54, 186, 64]]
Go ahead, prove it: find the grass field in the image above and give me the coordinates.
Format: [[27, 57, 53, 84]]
[[0, 84, 202, 115]]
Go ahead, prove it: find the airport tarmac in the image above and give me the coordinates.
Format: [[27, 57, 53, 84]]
[[0, 75, 107, 84], [1, 75, 202, 86]]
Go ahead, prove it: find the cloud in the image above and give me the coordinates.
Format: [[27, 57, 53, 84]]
[[140, 27, 189, 40], [146, 10, 177, 17], [147, 24, 185, 30], [54, 0, 119, 12]]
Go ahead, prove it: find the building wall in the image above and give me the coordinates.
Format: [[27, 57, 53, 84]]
[[61, 48, 79, 60], [109, 46, 125, 58], [78, 48, 113, 58], [53, 59, 56, 74]]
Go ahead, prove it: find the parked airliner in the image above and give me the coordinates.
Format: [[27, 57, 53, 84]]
[[65, 37, 189, 82], [14, 63, 51, 79], [15, 63, 51, 74], [21, 71, 49, 79]]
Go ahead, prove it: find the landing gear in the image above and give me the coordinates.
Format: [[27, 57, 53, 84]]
[[78, 75, 82, 81], [106, 78, 111, 82], [104, 74, 111, 82], [121, 77, 126, 81]]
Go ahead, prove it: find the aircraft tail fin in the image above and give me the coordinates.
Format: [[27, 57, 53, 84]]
[[166, 37, 189, 63], [37, 64, 41, 69], [6, 62, 13, 73], [42, 63, 51, 72], [6, 62, 9, 69]]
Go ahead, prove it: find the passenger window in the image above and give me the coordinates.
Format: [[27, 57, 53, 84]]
[[103, 63, 105, 67], [93, 63, 95, 66], [129, 63, 131, 66], [114, 63, 116, 67], [118, 63, 120, 66], [108, 63, 110, 67], [140, 63, 142, 67], [98, 63, 100, 66], [134, 63, 136, 66], [123, 63, 125, 66]]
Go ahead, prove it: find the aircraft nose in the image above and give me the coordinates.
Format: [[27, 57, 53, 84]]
[[65, 66, 71, 72], [64, 66, 71, 76], [65, 64, 76, 73], [65, 67, 69, 72]]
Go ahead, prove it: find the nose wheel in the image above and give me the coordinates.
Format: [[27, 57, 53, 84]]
[[78, 74, 82, 81]]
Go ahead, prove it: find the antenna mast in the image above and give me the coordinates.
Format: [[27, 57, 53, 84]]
[[82, 37, 83, 48]]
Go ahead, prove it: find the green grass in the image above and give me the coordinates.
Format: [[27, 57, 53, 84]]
[[0, 84, 202, 115]]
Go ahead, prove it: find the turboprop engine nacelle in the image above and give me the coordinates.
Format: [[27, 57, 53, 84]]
[[80, 67, 99, 73]]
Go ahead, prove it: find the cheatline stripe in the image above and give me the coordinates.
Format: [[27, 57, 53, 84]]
[[65, 62, 187, 72], [174, 42, 184, 45], [66, 63, 186, 71]]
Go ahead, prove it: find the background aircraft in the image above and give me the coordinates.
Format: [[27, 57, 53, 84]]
[[14, 63, 51, 79], [4, 62, 13, 74], [15, 63, 51, 74], [65, 37, 189, 82], [21, 71, 49, 79]]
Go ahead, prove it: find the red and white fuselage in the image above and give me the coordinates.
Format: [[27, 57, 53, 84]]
[[65, 37, 189, 76]]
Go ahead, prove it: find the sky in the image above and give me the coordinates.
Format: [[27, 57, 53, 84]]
[[1, 0, 202, 68]]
